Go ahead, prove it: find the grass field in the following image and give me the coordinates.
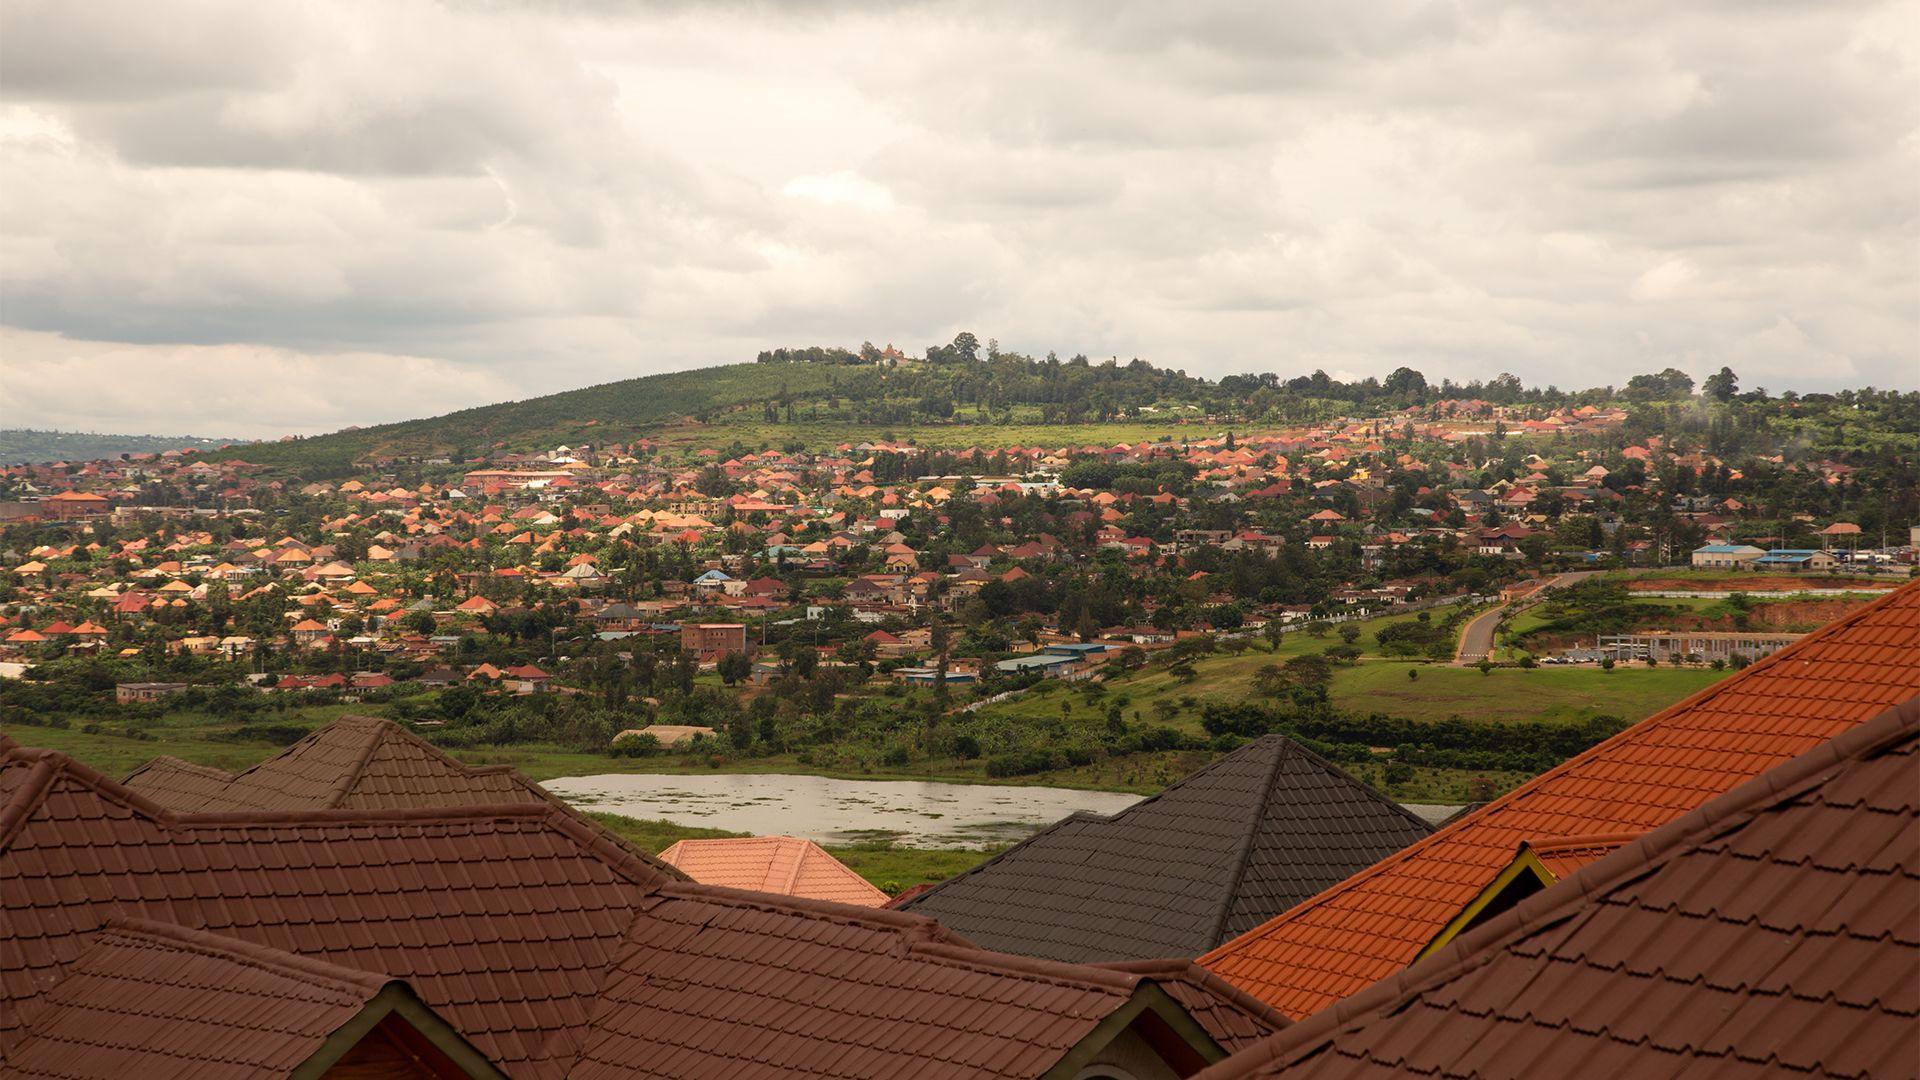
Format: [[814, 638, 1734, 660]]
[[1329, 662, 1727, 723], [654, 415, 1209, 453]]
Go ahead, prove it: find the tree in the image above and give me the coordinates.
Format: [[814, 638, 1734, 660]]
[[1282, 652, 1332, 690], [950, 331, 980, 363], [1703, 366, 1739, 402], [1338, 624, 1361, 646], [716, 651, 751, 685]]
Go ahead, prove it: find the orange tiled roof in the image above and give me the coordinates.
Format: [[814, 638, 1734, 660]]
[[656, 835, 891, 908], [1199, 579, 1920, 1018]]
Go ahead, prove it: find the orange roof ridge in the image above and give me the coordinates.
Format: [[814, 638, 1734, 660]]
[[1199, 579, 1920, 1017]]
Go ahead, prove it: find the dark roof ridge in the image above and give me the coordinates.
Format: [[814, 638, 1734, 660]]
[[97, 916, 391, 995], [1208, 581, 1920, 933], [1194, 694, 1920, 1078], [900, 736, 1290, 912], [1203, 736, 1296, 949]]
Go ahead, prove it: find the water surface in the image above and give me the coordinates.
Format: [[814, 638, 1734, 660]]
[[542, 771, 1143, 848]]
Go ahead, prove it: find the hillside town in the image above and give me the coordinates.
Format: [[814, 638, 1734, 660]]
[[3, 394, 1910, 694]]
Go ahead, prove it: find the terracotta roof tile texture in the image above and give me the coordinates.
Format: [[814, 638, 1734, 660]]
[[0, 741, 1282, 1078], [1200, 580, 1920, 1018], [1194, 697, 1920, 1079], [658, 835, 892, 907], [2, 918, 392, 1079], [901, 736, 1432, 963]]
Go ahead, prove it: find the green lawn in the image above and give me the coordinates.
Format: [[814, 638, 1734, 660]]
[[1330, 662, 1727, 724]]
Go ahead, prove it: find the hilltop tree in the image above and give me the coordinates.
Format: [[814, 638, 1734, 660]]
[[1703, 366, 1739, 402]]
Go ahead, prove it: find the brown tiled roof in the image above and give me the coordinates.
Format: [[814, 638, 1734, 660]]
[[1201, 581, 1920, 1017], [121, 714, 535, 812], [658, 835, 892, 907], [901, 736, 1432, 963], [2, 917, 498, 1079], [1194, 696, 1920, 1079], [0, 741, 1282, 1078]]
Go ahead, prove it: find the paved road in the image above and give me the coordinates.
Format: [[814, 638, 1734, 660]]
[[1453, 571, 1597, 665]]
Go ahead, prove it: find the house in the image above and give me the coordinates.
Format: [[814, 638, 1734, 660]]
[[114, 681, 189, 704], [1197, 581, 1920, 1019], [900, 736, 1432, 964], [657, 835, 891, 908], [7, 722, 1285, 1078], [1195, 698, 1920, 1079], [1752, 548, 1841, 573], [1690, 543, 1765, 568], [680, 622, 746, 660]]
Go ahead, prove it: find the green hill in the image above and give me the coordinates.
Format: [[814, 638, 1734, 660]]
[[0, 429, 233, 465], [229, 363, 846, 474], [225, 352, 1248, 475]]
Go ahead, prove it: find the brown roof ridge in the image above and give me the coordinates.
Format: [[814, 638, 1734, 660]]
[[123, 754, 236, 785], [3, 746, 176, 847], [2, 742, 681, 891], [905, 938, 1192, 995], [1194, 694, 1920, 1078], [651, 880, 963, 940], [96, 916, 391, 996], [1096, 959, 1294, 1033], [323, 714, 394, 808], [1204, 580, 1920, 959]]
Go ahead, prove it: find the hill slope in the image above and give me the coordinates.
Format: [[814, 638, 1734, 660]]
[[229, 363, 845, 473], [0, 430, 233, 465]]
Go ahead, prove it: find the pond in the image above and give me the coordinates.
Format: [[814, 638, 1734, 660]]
[[542, 771, 1465, 849], [540, 772, 1144, 849]]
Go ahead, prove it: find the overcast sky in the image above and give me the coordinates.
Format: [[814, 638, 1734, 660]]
[[2, 1, 1916, 438]]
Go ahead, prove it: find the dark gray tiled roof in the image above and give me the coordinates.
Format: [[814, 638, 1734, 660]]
[[900, 736, 1432, 963]]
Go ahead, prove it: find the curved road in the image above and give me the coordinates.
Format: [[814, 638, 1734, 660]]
[[1454, 571, 1596, 665]]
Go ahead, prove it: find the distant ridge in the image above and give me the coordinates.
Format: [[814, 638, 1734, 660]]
[[0, 429, 234, 465]]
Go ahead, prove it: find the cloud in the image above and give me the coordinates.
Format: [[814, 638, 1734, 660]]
[[0, 327, 520, 439], [0, 0, 1914, 438]]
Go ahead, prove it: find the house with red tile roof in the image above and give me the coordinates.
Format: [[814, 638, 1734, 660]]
[[1199, 580, 1920, 1019], [1193, 696, 1920, 1080], [657, 835, 891, 908], [1, 732, 1285, 1079]]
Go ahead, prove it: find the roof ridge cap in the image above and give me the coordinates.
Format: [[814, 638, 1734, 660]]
[[4, 746, 178, 832], [1204, 737, 1293, 950], [324, 714, 392, 808], [0, 757, 58, 851], [125, 755, 236, 783], [99, 916, 389, 995], [1198, 694, 1920, 1076]]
